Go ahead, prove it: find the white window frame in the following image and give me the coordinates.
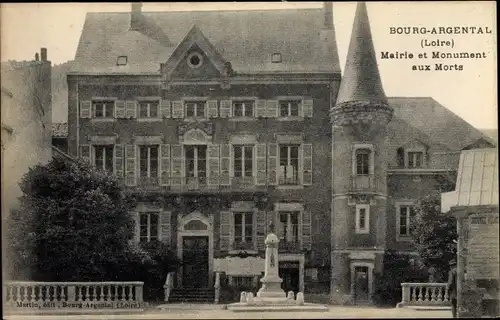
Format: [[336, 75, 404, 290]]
[[138, 101, 160, 119], [185, 101, 206, 118], [232, 211, 256, 245], [230, 206, 257, 253], [185, 145, 207, 178], [352, 144, 375, 176], [138, 145, 159, 178], [93, 100, 115, 119], [138, 211, 160, 243], [355, 204, 370, 234], [232, 100, 254, 117], [279, 144, 300, 185], [395, 201, 416, 241], [278, 100, 301, 117], [93, 145, 114, 172], [277, 211, 300, 243], [233, 145, 254, 178], [406, 151, 425, 168]]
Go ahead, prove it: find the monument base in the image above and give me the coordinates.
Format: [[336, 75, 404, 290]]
[[226, 302, 330, 312]]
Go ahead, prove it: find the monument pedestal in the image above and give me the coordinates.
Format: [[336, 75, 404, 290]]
[[227, 230, 329, 313]]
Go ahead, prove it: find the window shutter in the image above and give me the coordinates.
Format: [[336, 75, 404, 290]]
[[301, 144, 313, 185], [302, 210, 312, 250], [256, 210, 266, 250], [170, 144, 183, 188], [266, 100, 278, 118], [254, 144, 267, 186], [255, 100, 267, 118], [80, 101, 92, 118], [114, 144, 124, 178], [114, 100, 126, 118], [160, 211, 172, 246], [125, 144, 136, 186], [207, 144, 220, 187], [302, 99, 313, 118], [207, 100, 219, 118], [80, 144, 91, 162], [220, 144, 231, 185], [160, 144, 170, 186], [160, 100, 171, 119], [220, 210, 231, 251], [172, 101, 184, 118], [125, 101, 137, 119], [220, 99, 232, 118], [268, 143, 278, 185]]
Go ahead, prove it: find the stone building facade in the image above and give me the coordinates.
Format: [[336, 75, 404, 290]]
[[1, 48, 52, 279], [66, 3, 495, 304]]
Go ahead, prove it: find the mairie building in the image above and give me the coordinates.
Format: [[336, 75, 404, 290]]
[[65, 2, 495, 304]]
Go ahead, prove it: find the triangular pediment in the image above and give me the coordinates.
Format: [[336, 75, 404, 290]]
[[163, 25, 228, 80]]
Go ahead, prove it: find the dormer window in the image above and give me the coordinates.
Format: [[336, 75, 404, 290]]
[[116, 56, 127, 66], [271, 53, 282, 63], [407, 152, 424, 168], [187, 52, 203, 69]]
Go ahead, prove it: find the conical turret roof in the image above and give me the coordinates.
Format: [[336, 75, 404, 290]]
[[336, 2, 387, 105]]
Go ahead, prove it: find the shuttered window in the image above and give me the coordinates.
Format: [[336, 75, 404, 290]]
[[185, 101, 206, 118], [138, 101, 159, 118], [279, 145, 300, 185], [234, 145, 253, 177], [278, 211, 299, 244], [139, 145, 159, 178], [233, 101, 254, 117], [93, 101, 115, 118], [94, 145, 114, 172], [139, 212, 159, 243], [114, 144, 123, 178], [233, 212, 254, 250], [185, 146, 207, 178], [279, 100, 300, 117]]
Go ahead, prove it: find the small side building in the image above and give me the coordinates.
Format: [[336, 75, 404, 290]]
[[442, 148, 499, 318]]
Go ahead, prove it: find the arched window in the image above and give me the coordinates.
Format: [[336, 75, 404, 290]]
[[397, 148, 405, 167], [355, 149, 371, 175]]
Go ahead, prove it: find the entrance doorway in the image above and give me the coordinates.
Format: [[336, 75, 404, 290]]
[[182, 236, 209, 288], [279, 261, 300, 294], [354, 266, 370, 302]]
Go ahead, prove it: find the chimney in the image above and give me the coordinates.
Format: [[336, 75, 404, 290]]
[[324, 2, 333, 29], [41, 48, 47, 62], [130, 2, 143, 31], [35, 53, 39, 61]]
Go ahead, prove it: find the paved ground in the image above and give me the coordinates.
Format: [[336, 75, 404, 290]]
[[4, 304, 453, 319]]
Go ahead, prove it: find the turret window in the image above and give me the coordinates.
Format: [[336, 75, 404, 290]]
[[356, 149, 371, 175]]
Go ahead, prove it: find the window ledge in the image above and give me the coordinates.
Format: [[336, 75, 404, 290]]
[[90, 118, 116, 122], [183, 118, 209, 122], [137, 118, 162, 122], [229, 117, 257, 122], [276, 185, 304, 190], [396, 236, 413, 242], [355, 230, 370, 235], [276, 117, 304, 121], [228, 250, 258, 255]]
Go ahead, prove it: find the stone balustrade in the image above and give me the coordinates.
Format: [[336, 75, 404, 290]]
[[3, 281, 144, 313], [214, 272, 221, 304], [397, 283, 451, 308]]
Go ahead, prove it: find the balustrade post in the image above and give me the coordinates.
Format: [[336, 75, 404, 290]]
[[164, 272, 173, 302], [67, 285, 76, 302], [136, 284, 143, 302], [397, 283, 410, 308], [214, 272, 221, 304]]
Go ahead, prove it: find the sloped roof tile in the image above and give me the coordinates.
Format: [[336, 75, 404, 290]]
[[71, 9, 341, 74]]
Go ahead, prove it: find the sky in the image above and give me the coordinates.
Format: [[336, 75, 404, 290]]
[[1, 2, 497, 129]]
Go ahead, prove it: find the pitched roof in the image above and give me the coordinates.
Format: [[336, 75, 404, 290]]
[[71, 9, 341, 74], [52, 122, 68, 138], [388, 97, 495, 150], [336, 2, 387, 105], [441, 148, 498, 211]]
